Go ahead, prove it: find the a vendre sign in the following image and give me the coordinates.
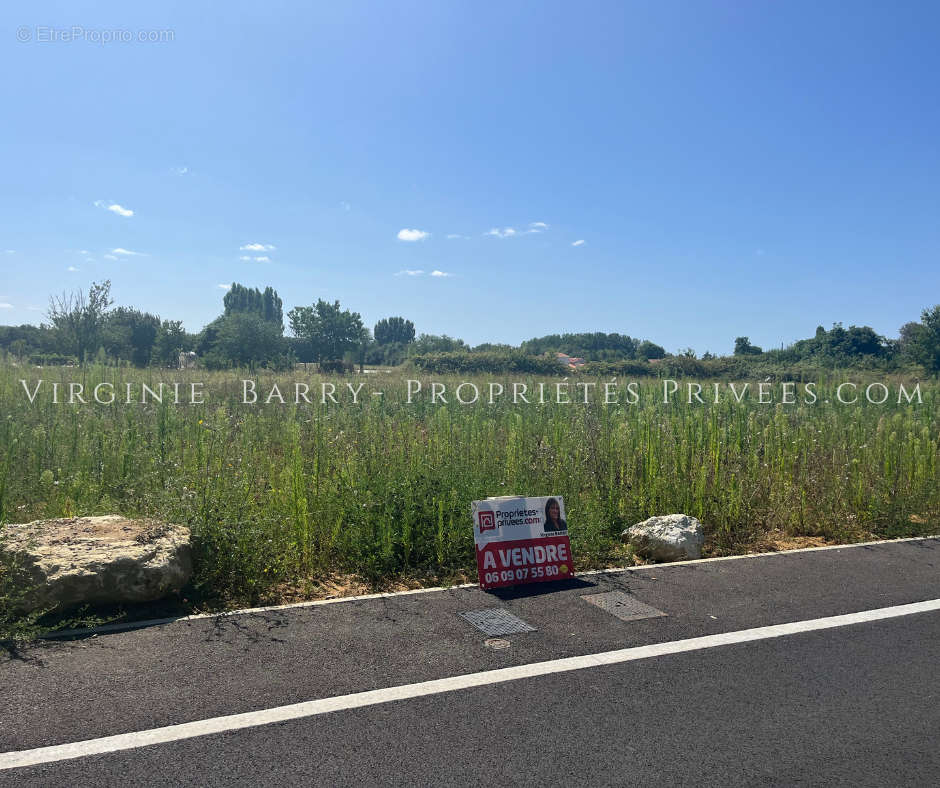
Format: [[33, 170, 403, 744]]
[[472, 495, 575, 590]]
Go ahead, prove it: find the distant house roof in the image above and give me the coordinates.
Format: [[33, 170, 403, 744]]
[[555, 352, 586, 368]]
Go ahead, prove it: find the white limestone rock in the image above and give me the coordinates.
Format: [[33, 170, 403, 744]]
[[1, 515, 192, 613], [623, 514, 705, 562]]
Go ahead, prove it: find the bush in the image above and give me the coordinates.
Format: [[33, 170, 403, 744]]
[[319, 359, 355, 374], [409, 352, 563, 375], [582, 360, 655, 377], [27, 354, 77, 366]]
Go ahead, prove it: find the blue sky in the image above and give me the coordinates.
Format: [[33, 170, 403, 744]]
[[1, 1, 938, 355]]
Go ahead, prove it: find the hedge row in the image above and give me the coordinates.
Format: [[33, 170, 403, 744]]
[[408, 352, 930, 380], [409, 352, 564, 375]]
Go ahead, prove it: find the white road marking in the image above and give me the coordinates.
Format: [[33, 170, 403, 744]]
[[6, 597, 940, 771], [40, 534, 940, 638]]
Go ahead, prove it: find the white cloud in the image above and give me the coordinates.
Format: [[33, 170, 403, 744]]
[[103, 254, 118, 261], [340, 201, 351, 212], [238, 255, 252, 262], [253, 256, 271, 263], [217, 283, 231, 290], [446, 234, 468, 239], [94, 200, 134, 218], [171, 166, 189, 176], [397, 228, 429, 242], [240, 243, 276, 252], [0, 303, 12, 309], [525, 221, 549, 234], [487, 222, 549, 237], [111, 247, 144, 256], [430, 270, 453, 277], [27, 306, 43, 312], [67, 266, 79, 272], [395, 269, 425, 276], [77, 249, 89, 255], [5, 250, 15, 254], [571, 239, 585, 247]]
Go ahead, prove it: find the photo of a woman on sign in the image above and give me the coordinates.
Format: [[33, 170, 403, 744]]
[[543, 497, 567, 532]]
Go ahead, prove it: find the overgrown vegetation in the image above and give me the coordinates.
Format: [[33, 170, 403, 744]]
[[1, 366, 936, 631], [2, 284, 938, 633]]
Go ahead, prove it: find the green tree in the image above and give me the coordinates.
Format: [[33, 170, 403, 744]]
[[288, 299, 364, 366], [374, 317, 415, 345], [102, 307, 161, 366], [152, 319, 191, 366], [196, 315, 224, 357], [901, 305, 940, 371], [46, 280, 114, 364], [410, 334, 468, 355], [734, 336, 763, 356], [352, 325, 372, 372], [636, 340, 666, 360], [0, 324, 58, 360], [223, 283, 283, 326], [203, 312, 286, 369], [521, 332, 640, 360]]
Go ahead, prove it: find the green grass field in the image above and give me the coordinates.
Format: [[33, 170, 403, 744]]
[[1, 365, 937, 624]]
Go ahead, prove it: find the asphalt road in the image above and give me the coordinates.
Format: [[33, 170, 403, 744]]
[[3, 538, 940, 786]]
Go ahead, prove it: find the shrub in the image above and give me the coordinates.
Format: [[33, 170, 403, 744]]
[[409, 352, 563, 375]]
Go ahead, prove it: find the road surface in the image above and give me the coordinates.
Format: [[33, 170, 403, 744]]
[[2, 537, 940, 786]]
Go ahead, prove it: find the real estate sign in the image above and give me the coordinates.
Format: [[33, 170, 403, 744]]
[[472, 495, 575, 590]]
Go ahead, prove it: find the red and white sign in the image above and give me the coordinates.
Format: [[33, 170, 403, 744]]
[[472, 495, 575, 590]]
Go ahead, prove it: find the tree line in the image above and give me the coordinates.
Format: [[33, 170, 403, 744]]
[[0, 279, 937, 374], [0, 281, 421, 371]]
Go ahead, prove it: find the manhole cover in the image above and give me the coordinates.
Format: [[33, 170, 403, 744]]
[[484, 638, 511, 650], [459, 609, 536, 636], [581, 591, 666, 621]]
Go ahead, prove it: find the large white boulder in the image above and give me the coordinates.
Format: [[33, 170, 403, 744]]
[[623, 514, 705, 562], [1, 515, 192, 614]]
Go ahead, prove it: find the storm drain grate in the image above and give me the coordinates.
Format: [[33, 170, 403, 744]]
[[459, 609, 536, 636], [581, 591, 667, 622]]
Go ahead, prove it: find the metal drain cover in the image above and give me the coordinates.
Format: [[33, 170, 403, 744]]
[[459, 609, 536, 636], [581, 591, 666, 621]]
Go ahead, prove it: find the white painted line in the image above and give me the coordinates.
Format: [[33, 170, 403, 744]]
[[40, 534, 940, 639], [8, 597, 940, 771]]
